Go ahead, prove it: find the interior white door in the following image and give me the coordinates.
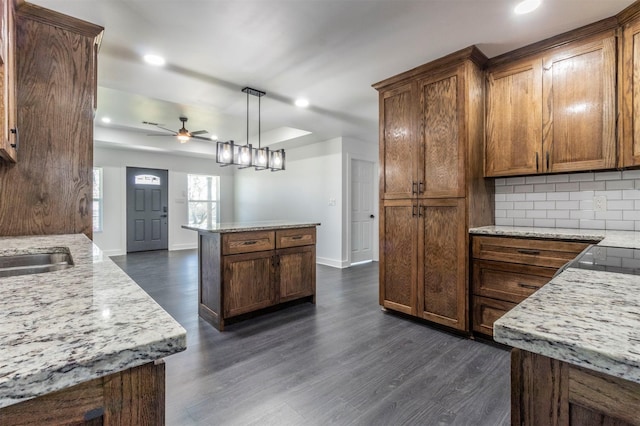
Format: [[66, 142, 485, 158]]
[[351, 159, 375, 264]]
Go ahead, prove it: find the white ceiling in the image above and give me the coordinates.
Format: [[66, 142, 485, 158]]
[[30, 0, 636, 156]]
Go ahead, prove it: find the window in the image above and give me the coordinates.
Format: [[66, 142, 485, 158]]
[[93, 167, 103, 232], [188, 174, 219, 227]]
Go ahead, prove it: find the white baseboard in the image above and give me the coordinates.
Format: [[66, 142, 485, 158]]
[[101, 249, 125, 257], [169, 243, 198, 251], [316, 257, 350, 269]]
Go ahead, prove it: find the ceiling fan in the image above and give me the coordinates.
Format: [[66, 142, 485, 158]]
[[144, 116, 210, 143]]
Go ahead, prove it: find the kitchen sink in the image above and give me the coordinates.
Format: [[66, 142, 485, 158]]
[[0, 249, 74, 278]]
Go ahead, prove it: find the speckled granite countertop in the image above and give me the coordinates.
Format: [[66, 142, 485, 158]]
[[471, 226, 640, 384], [0, 234, 187, 409], [182, 220, 320, 233]]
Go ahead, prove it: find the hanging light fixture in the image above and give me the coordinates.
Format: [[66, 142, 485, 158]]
[[215, 87, 285, 171]]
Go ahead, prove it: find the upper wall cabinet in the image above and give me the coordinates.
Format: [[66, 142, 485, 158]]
[[621, 13, 640, 167], [0, 0, 16, 163], [485, 30, 617, 177]]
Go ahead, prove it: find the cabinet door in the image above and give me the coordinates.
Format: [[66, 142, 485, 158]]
[[485, 57, 543, 177], [0, 0, 16, 163], [418, 198, 467, 331], [223, 251, 276, 318], [277, 245, 315, 303], [420, 70, 465, 197], [379, 199, 417, 315], [621, 18, 640, 167], [379, 83, 419, 199], [542, 35, 617, 173]]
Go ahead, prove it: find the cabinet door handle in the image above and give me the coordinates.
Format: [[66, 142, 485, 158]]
[[9, 128, 18, 151], [412, 181, 418, 195], [518, 282, 539, 290], [418, 204, 423, 217], [419, 181, 424, 194], [291, 236, 303, 240], [412, 205, 418, 217], [517, 249, 540, 255], [242, 240, 258, 245], [535, 152, 539, 171], [546, 151, 550, 170]]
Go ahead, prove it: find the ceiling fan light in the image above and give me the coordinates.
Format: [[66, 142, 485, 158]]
[[177, 134, 190, 143]]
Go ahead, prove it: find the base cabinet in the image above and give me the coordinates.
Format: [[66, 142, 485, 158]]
[[512, 349, 640, 426], [199, 227, 317, 331], [0, 362, 165, 426]]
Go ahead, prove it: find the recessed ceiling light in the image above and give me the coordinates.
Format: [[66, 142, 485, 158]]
[[143, 54, 166, 66], [210, 134, 218, 140], [514, 0, 541, 14], [295, 99, 309, 108], [101, 117, 111, 123]]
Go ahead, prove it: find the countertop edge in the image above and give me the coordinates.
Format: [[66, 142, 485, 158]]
[[182, 222, 321, 233]]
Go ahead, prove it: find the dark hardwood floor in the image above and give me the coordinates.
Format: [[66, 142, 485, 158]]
[[111, 250, 510, 425]]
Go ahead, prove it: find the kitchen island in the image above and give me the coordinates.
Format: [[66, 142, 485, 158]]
[[478, 226, 640, 425], [183, 221, 320, 331], [0, 234, 186, 425]]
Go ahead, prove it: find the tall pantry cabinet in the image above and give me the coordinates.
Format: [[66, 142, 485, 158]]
[[373, 47, 494, 332]]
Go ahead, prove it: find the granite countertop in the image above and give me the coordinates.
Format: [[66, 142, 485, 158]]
[[182, 220, 321, 233], [0, 234, 187, 409], [472, 226, 640, 384]]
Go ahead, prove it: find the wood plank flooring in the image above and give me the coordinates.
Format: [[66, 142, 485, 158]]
[[111, 250, 510, 425]]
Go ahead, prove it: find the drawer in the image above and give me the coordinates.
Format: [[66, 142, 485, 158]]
[[472, 296, 517, 337], [472, 260, 555, 304], [276, 228, 316, 249], [472, 236, 592, 268], [222, 231, 275, 255]]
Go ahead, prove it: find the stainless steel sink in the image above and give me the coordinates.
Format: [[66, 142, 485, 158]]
[[0, 250, 74, 278]]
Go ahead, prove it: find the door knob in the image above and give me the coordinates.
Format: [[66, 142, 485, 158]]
[[160, 214, 168, 218], [370, 214, 375, 219]]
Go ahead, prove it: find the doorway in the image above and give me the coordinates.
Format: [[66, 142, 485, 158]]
[[126, 167, 169, 252], [351, 159, 375, 264]]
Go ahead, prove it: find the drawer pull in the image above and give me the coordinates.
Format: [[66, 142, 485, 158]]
[[518, 282, 539, 290], [242, 240, 258, 245], [291, 236, 303, 240], [517, 249, 540, 255]]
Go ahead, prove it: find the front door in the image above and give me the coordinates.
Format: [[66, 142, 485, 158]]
[[126, 167, 168, 252], [351, 159, 375, 264]]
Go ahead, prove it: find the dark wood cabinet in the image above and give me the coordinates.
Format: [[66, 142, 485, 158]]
[[0, 0, 16, 163], [512, 349, 640, 426], [485, 28, 617, 177], [374, 47, 493, 333], [471, 235, 593, 337], [198, 227, 317, 331], [0, 3, 102, 238]]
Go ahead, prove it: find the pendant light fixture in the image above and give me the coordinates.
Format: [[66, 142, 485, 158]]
[[215, 87, 285, 171]]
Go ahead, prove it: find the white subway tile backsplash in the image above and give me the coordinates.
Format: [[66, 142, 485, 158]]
[[534, 183, 555, 192], [494, 172, 640, 232], [514, 218, 534, 226], [594, 171, 621, 181], [505, 177, 526, 185], [580, 219, 605, 229], [569, 172, 595, 182], [534, 219, 556, 227], [623, 170, 640, 179], [525, 193, 546, 201], [606, 180, 635, 190], [556, 182, 580, 191], [546, 175, 569, 183], [605, 221, 635, 231], [579, 181, 605, 191], [525, 175, 547, 184]]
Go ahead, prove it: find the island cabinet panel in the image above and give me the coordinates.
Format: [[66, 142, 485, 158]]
[[374, 46, 493, 333], [512, 349, 640, 426], [0, 361, 165, 426], [485, 29, 617, 177], [621, 15, 640, 167], [471, 235, 594, 338], [223, 251, 276, 318], [196, 226, 317, 331]]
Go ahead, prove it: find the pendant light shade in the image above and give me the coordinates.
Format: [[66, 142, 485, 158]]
[[215, 87, 285, 171]]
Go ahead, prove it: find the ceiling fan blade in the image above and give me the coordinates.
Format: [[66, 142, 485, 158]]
[[147, 133, 176, 136], [155, 126, 178, 133], [192, 135, 214, 141], [191, 130, 208, 136]]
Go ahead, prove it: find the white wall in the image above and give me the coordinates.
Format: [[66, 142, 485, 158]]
[[94, 146, 235, 256]]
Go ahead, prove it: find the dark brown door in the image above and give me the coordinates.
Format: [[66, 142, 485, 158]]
[[223, 251, 275, 318], [277, 245, 315, 303], [379, 199, 417, 315], [126, 167, 168, 252]]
